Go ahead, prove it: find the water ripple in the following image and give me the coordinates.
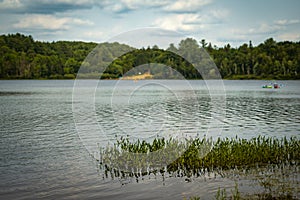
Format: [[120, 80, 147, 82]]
[[0, 80, 299, 199]]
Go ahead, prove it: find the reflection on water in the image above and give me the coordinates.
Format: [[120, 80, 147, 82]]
[[224, 94, 300, 137], [0, 80, 299, 199], [95, 80, 299, 143], [0, 91, 35, 96]]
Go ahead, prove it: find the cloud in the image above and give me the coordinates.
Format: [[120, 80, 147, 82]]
[[13, 14, 93, 31], [153, 14, 205, 32], [274, 19, 300, 26], [106, 28, 185, 49], [0, 0, 214, 15], [248, 23, 282, 35], [0, 0, 95, 14], [232, 23, 282, 37], [81, 31, 104, 41], [102, 0, 169, 14], [217, 19, 300, 47], [0, 0, 169, 15], [109, 3, 134, 14], [207, 9, 230, 21], [118, 0, 167, 10], [277, 33, 300, 41], [152, 8, 228, 33], [163, 0, 212, 13], [0, 0, 22, 9], [83, 31, 103, 37]]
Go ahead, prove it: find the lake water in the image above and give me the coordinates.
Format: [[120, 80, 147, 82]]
[[0, 80, 299, 199]]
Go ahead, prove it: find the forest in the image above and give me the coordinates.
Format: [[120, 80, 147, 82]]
[[0, 33, 299, 79]]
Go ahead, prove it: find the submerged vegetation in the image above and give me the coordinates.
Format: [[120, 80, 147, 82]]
[[1, 33, 300, 79], [212, 180, 299, 200]]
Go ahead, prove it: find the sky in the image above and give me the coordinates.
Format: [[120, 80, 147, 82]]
[[0, 0, 300, 47]]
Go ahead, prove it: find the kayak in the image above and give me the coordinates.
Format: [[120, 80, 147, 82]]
[[262, 82, 281, 89], [273, 83, 280, 88], [262, 85, 272, 88]]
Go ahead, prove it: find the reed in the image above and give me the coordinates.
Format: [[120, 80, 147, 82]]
[[99, 136, 299, 179]]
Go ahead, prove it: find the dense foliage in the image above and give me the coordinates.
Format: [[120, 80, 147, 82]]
[[1, 33, 300, 79], [0, 33, 97, 79], [209, 38, 300, 79]]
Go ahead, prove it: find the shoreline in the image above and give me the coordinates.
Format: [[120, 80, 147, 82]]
[[1, 77, 300, 81]]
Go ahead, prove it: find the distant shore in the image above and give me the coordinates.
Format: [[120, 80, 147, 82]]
[[120, 72, 153, 80], [1, 76, 299, 80], [1, 71, 300, 80]]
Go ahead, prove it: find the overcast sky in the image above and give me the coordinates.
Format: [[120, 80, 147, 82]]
[[0, 0, 299, 47]]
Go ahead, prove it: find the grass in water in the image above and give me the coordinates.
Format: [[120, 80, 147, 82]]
[[99, 136, 299, 199], [100, 136, 299, 178]]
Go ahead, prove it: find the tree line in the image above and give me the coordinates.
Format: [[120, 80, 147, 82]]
[[0, 33, 299, 79], [0, 33, 96, 79]]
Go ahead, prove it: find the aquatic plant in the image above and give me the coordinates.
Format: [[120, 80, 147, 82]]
[[212, 181, 298, 200], [99, 136, 299, 179], [100, 136, 191, 178], [215, 187, 227, 200]]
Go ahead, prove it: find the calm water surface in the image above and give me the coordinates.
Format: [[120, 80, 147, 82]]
[[0, 80, 299, 199]]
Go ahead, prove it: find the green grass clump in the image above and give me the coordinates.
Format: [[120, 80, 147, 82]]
[[168, 136, 299, 174], [99, 136, 299, 179]]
